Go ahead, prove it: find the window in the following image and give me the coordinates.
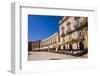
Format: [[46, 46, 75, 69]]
[[66, 22, 71, 32]]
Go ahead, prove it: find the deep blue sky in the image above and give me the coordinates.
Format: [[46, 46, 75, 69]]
[[28, 15, 62, 41]]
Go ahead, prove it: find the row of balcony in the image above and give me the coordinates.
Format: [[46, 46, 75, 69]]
[[61, 21, 87, 37]]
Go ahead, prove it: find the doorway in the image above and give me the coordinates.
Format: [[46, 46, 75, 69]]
[[79, 41, 84, 50]]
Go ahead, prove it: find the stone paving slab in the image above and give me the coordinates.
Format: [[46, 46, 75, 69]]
[[28, 51, 88, 61]]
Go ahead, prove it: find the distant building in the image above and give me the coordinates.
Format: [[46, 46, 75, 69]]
[[28, 40, 41, 51], [40, 32, 60, 51], [28, 42, 33, 51], [32, 40, 41, 51]]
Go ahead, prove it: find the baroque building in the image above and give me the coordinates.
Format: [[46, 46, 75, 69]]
[[40, 32, 60, 51], [59, 16, 88, 51], [31, 40, 41, 51]]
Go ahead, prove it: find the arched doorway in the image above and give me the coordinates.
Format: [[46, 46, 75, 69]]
[[69, 44, 72, 50], [79, 41, 84, 50], [63, 45, 65, 50]]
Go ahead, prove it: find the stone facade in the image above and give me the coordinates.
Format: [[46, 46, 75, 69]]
[[31, 40, 41, 51], [40, 32, 60, 50], [59, 16, 88, 51]]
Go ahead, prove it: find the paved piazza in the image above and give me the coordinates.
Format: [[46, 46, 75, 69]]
[[28, 51, 88, 61]]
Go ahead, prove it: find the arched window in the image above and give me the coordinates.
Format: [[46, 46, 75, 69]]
[[61, 26, 65, 37], [61, 26, 64, 31], [66, 22, 71, 32]]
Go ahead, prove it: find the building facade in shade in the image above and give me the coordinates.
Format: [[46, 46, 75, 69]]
[[40, 32, 60, 50], [59, 16, 88, 51], [31, 40, 41, 51], [28, 42, 33, 51]]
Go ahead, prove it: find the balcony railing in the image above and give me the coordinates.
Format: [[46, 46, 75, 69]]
[[60, 18, 87, 37], [74, 25, 78, 29], [61, 32, 65, 37]]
